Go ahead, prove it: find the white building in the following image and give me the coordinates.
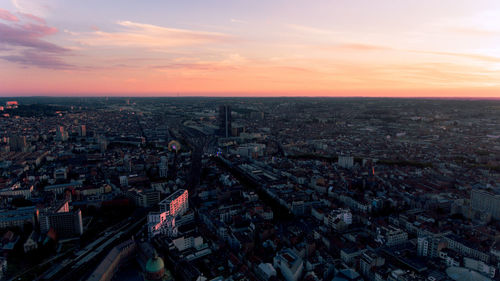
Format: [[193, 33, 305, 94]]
[[0, 206, 36, 229], [159, 156, 168, 178], [45, 181, 83, 195], [119, 175, 128, 187], [158, 165, 168, 178], [464, 257, 496, 278], [257, 263, 277, 280], [126, 189, 160, 208], [445, 234, 490, 263], [438, 249, 460, 267], [417, 237, 429, 257], [377, 226, 408, 247], [360, 250, 384, 279], [54, 168, 67, 180], [171, 235, 204, 252], [234, 143, 266, 158], [273, 248, 303, 281], [417, 234, 446, 258], [23, 231, 39, 253], [339, 194, 372, 213], [325, 208, 352, 227], [471, 189, 500, 219], [0, 185, 33, 199], [338, 156, 354, 169]]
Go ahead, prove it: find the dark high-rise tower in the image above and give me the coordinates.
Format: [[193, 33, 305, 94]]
[[9, 135, 27, 152], [218, 105, 232, 137]]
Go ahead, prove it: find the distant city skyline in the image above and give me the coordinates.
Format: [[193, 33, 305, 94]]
[[1, 0, 500, 97]]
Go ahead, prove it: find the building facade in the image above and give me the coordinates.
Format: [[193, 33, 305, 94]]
[[218, 105, 232, 138], [40, 202, 83, 238], [159, 189, 188, 217], [471, 189, 500, 219]]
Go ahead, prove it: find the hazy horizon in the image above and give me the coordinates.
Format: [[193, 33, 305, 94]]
[[0, 94, 499, 100]]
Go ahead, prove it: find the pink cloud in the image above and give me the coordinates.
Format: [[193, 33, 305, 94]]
[[0, 8, 73, 69], [18, 12, 46, 24], [21, 22, 57, 36], [0, 22, 64, 52], [152, 62, 238, 71], [0, 8, 19, 22], [1, 49, 74, 69]]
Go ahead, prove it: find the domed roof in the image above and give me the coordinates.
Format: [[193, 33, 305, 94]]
[[146, 254, 165, 273]]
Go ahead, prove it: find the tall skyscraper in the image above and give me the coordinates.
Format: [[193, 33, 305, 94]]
[[123, 154, 131, 172], [98, 135, 107, 152], [56, 126, 68, 142], [9, 135, 27, 152], [79, 125, 86, 137], [218, 105, 232, 138], [471, 189, 500, 219], [159, 156, 168, 178]]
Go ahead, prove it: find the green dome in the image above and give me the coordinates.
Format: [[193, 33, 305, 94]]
[[146, 256, 165, 273]]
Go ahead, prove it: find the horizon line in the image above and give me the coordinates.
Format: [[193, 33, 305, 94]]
[[0, 95, 499, 100]]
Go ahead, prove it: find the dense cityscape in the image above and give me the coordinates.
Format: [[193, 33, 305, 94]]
[[0, 97, 497, 281]]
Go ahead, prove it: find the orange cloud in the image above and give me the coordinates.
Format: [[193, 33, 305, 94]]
[[18, 12, 46, 24], [317, 43, 391, 52], [336, 43, 390, 51], [76, 21, 234, 48], [286, 24, 338, 35]]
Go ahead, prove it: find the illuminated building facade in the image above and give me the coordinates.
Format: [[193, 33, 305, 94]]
[[159, 189, 188, 217], [147, 189, 188, 238], [147, 212, 177, 238]]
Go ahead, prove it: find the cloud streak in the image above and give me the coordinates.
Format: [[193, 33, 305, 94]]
[[153, 63, 238, 71], [11, 0, 52, 17], [0, 22, 65, 52], [230, 18, 247, 24], [0, 8, 72, 69], [317, 43, 391, 52], [1, 49, 74, 69], [287, 24, 338, 35], [77, 21, 234, 49], [0, 8, 19, 22], [426, 51, 500, 63], [18, 12, 46, 24]]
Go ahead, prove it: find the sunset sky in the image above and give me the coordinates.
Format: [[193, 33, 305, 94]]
[[0, 0, 500, 97]]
